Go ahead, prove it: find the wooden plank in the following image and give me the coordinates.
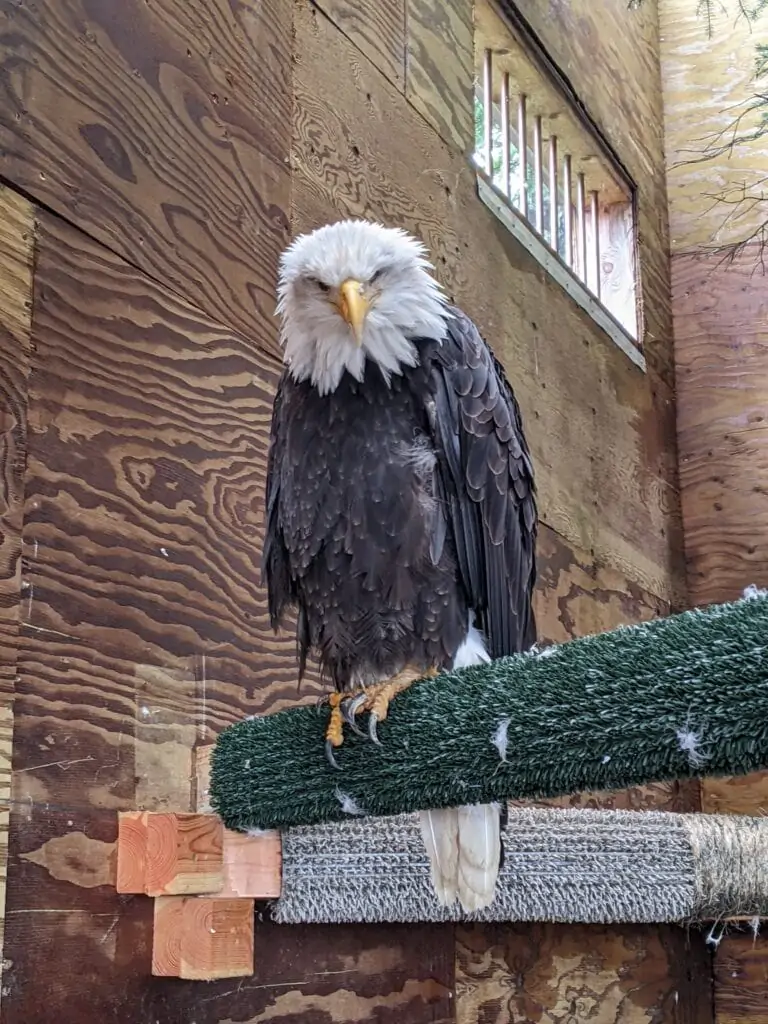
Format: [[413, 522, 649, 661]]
[[702, 774, 768, 817], [115, 811, 148, 894], [0, 184, 35, 1016], [0, 185, 35, 693], [292, 0, 684, 607], [512, 0, 674, 389], [144, 813, 223, 897], [673, 248, 768, 607], [293, 0, 463, 280], [456, 922, 713, 1024], [405, 0, 473, 154], [152, 896, 254, 980], [218, 829, 281, 900], [0, 0, 291, 347], [714, 933, 768, 1024], [312, 0, 406, 88]]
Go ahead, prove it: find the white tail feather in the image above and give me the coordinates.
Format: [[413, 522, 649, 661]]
[[456, 802, 501, 912], [418, 807, 459, 905], [419, 618, 501, 910]]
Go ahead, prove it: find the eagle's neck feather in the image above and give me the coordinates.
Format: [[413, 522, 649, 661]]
[[282, 296, 449, 396]]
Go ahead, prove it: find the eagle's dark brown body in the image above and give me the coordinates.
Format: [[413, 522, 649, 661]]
[[263, 306, 537, 690]]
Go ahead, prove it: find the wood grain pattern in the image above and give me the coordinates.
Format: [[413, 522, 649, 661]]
[[0, 184, 35, 1015], [313, 0, 406, 87], [513, 0, 674, 388], [116, 811, 147, 893], [292, 0, 684, 606], [145, 812, 223, 896], [0, 0, 291, 348], [405, 0, 473, 154], [701, 773, 768, 817], [673, 248, 768, 606], [219, 829, 281, 899], [456, 923, 713, 1024], [660, 0, 768, 250], [152, 896, 254, 980], [0, 186, 35, 694], [714, 933, 768, 1024]]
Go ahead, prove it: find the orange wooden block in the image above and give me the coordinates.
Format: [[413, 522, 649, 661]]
[[151, 896, 185, 977], [145, 812, 224, 896], [219, 829, 282, 899], [116, 811, 148, 894], [152, 896, 254, 980]]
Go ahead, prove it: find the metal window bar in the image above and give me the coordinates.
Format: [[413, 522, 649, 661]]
[[533, 115, 544, 234], [483, 49, 493, 177], [500, 72, 511, 198], [517, 94, 528, 217], [563, 154, 573, 267], [576, 171, 587, 283], [548, 135, 558, 252], [589, 190, 601, 299]]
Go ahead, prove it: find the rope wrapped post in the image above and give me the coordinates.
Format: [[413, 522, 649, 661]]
[[210, 591, 768, 832]]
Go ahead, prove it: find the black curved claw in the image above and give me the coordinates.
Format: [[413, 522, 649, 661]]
[[341, 693, 367, 735], [368, 713, 382, 745], [325, 739, 341, 770]]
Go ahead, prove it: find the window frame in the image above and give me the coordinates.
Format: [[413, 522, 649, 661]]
[[473, 0, 646, 371]]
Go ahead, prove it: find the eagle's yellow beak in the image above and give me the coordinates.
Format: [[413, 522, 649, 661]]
[[337, 279, 369, 346]]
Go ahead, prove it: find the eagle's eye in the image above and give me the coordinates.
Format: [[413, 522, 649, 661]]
[[370, 267, 387, 284], [308, 277, 331, 294]]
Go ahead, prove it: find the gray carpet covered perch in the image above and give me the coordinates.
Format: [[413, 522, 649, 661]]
[[273, 807, 768, 924], [211, 591, 768, 831]]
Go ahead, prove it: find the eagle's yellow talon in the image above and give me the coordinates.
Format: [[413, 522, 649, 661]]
[[323, 665, 436, 761], [325, 694, 345, 748]]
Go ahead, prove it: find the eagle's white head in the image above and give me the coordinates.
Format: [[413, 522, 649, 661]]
[[276, 219, 449, 395]]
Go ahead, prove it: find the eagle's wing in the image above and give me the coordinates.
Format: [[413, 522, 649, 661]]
[[429, 306, 537, 658], [262, 370, 307, 664]]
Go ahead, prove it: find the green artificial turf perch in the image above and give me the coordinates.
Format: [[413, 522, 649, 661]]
[[210, 589, 768, 833]]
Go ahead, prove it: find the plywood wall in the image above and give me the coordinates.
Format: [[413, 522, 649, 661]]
[[661, 3, 768, 1020], [661, 0, 768, 606], [0, 0, 706, 1020]]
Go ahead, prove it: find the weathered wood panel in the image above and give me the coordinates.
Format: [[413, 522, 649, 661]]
[[714, 933, 768, 1024], [660, 0, 768, 251], [405, 0, 473, 154], [514, 0, 674, 389], [313, 0, 406, 88], [292, 0, 684, 606], [673, 248, 768, 606], [0, 185, 35, 1009], [661, 6, 768, 1015], [0, 187, 35, 694], [456, 922, 712, 1024], [0, 0, 291, 347]]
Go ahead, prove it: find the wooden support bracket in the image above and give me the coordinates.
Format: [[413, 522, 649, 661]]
[[114, 746, 281, 981], [152, 896, 255, 979]]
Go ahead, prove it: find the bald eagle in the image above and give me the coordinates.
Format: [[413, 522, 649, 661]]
[[264, 219, 537, 911]]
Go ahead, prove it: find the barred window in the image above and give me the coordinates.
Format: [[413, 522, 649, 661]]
[[474, 0, 641, 362]]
